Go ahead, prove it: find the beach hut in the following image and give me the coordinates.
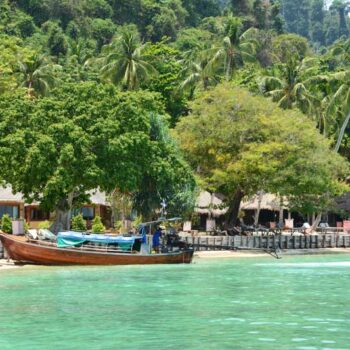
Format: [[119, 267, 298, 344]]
[[0, 186, 25, 220], [195, 191, 227, 231], [0, 186, 112, 229]]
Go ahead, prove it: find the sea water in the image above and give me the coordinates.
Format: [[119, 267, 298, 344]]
[[0, 254, 350, 350]]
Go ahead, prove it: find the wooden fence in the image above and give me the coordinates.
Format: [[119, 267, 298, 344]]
[[183, 234, 350, 251], [1, 234, 349, 259]]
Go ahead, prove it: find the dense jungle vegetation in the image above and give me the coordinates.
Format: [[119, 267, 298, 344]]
[[1, 0, 350, 227]]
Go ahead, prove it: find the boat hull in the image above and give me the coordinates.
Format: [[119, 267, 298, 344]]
[[0, 234, 194, 265]]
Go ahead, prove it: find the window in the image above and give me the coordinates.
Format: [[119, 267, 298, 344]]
[[30, 208, 50, 221], [71, 207, 94, 220], [0, 205, 19, 219], [82, 207, 94, 220]]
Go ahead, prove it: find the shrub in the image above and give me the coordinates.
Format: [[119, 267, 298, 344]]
[[92, 215, 105, 233], [114, 220, 122, 232], [38, 220, 51, 229], [71, 214, 87, 231], [1, 214, 12, 233], [24, 220, 30, 233]]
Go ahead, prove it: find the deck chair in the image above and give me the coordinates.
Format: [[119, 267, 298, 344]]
[[38, 229, 56, 242], [27, 229, 38, 240]]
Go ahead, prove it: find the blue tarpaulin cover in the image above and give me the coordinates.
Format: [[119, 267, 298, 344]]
[[57, 231, 136, 250]]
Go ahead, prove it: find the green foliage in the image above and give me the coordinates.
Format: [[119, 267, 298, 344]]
[[92, 215, 105, 233], [47, 22, 68, 56], [99, 30, 157, 90], [0, 82, 195, 228], [1, 214, 12, 233], [175, 84, 349, 222], [272, 34, 311, 62], [71, 214, 87, 231], [2, 0, 350, 227], [38, 220, 51, 229], [91, 18, 116, 50]]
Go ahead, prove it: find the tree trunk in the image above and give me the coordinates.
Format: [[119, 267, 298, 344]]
[[225, 53, 232, 81], [307, 212, 322, 234], [254, 191, 264, 226], [50, 192, 74, 234], [334, 111, 350, 153], [278, 197, 284, 226], [225, 189, 244, 228]]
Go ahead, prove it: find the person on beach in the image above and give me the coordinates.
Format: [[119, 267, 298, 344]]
[[152, 226, 163, 253]]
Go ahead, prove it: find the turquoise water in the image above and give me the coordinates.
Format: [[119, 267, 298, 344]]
[[1, 255, 350, 350]]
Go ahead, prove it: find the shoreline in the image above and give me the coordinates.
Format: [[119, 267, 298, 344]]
[[195, 247, 350, 259], [1, 248, 350, 269]]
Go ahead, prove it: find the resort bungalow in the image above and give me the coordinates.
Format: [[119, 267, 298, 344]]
[[0, 187, 25, 220], [194, 191, 301, 231], [0, 186, 112, 229]]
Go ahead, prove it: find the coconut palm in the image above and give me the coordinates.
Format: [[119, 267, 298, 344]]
[[258, 56, 319, 115], [17, 53, 61, 97], [99, 31, 157, 90], [323, 70, 350, 152], [178, 52, 217, 97], [207, 16, 255, 81], [239, 28, 277, 67]]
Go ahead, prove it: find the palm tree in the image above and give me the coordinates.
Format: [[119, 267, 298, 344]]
[[323, 70, 350, 152], [208, 16, 255, 81], [258, 56, 319, 115], [17, 53, 61, 97], [99, 31, 157, 90], [178, 52, 217, 97], [239, 28, 277, 67]]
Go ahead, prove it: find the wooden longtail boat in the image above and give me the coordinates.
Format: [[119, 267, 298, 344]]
[[0, 233, 194, 265]]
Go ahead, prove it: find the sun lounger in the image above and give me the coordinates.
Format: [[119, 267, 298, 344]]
[[27, 229, 38, 240], [38, 229, 56, 242]]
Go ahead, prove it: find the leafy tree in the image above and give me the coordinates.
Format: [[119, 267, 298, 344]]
[[182, 0, 221, 26], [0, 0, 37, 37], [175, 28, 213, 52], [91, 18, 116, 50], [310, 0, 325, 45], [174, 84, 348, 227], [231, 0, 251, 15], [142, 42, 187, 124], [133, 113, 196, 219], [253, 0, 268, 29], [47, 22, 68, 56], [330, 0, 350, 38], [83, 0, 113, 19], [144, 1, 188, 42], [270, 0, 284, 34], [272, 33, 311, 62], [0, 82, 194, 232], [99, 30, 157, 90], [281, 0, 311, 38], [16, 53, 61, 97], [0, 35, 33, 95]]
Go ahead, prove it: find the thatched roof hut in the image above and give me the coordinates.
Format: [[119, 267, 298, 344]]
[[195, 191, 287, 217], [334, 192, 350, 212], [241, 193, 287, 211], [195, 191, 227, 217]]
